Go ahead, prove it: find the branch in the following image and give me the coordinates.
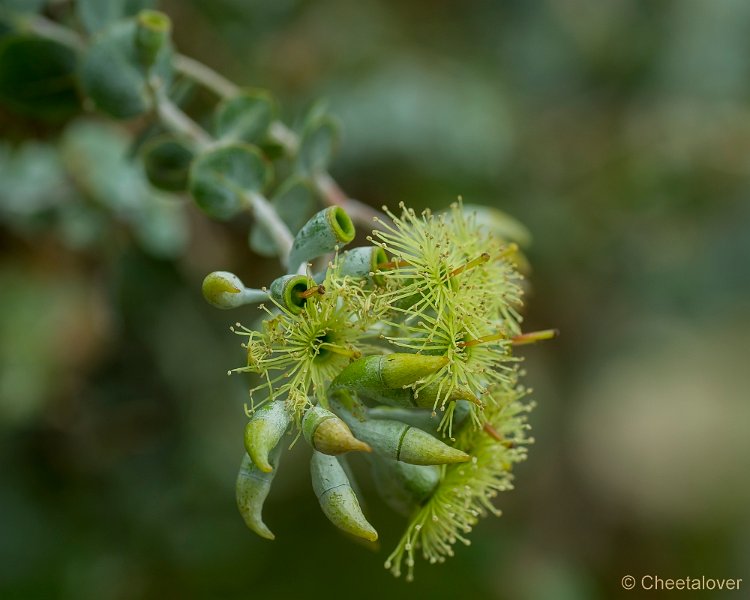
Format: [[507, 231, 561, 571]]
[[173, 53, 386, 226], [155, 93, 213, 149], [173, 54, 239, 99], [244, 192, 294, 266], [20, 13, 85, 50]]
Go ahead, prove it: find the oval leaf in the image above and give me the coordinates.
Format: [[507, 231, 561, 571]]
[[214, 90, 277, 144], [188, 143, 272, 220]]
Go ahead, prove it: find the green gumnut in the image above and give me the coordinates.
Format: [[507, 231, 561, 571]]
[[80, 18, 172, 119], [214, 90, 277, 144], [310, 451, 378, 542], [243, 401, 292, 473], [188, 143, 272, 220], [287, 206, 355, 271], [368, 455, 440, 516], [141, 134, 193, 191], [236, 444, 282, 540], [339, 246, 387, 285], [345, 418, 470, 466], [269, 274, 320, 315]]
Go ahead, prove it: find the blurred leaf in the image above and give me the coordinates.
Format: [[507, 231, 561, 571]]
[[214, 89, 277, 144], [0, 141, 68, 217], [80, 17, 171, 119], [0, 35, 80, 121], [60, 119, 188, 257], [188, 143, 272, 220], [141, 134, 194, 192], [295, 115, 340, 175], [77, 0, 155, 33], [0, 0, 47, 13], [249, 177, 320, 256]]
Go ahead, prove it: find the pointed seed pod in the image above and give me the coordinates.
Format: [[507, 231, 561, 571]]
[[310, 451, 378, 542], [243, 401, 292, 473], [330, 354, 447, 405], [202, 271, 268, 309], [346, 418, 470, 465], [369, 455, 440, 516], [288, 206, 355, 271], [368, 401, 473, 436], [339, 246, 388, 285], [373, 380, 480, 410], [302, 405, 371, 455], [269, 274, 322, 314], [236, 443, 282, 540]]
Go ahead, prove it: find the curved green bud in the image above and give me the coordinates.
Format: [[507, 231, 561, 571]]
[[302, 405, 371, 455], [287, 206, 355, 271], [243, 401, 292, 473], [236, 445, 281, 540], [369, 455, 440, 516], [330, 354, 448, 405], [346, 418, 470, 465], [136, 10, 172, 68], [373, 381, 480, 410], [202, 271, 268, 310], [269, 274, 323, 314], [310, 451, 378, 542], [339, 246, 387, 286]]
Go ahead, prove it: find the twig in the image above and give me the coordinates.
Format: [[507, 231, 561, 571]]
[[173, 54, 239, 99], [244, 192, 294, 266], [173, 53, 385, 226], [313, 172, 382, 224], [154, 92, 213, 149], [18, 13, 85, 50]]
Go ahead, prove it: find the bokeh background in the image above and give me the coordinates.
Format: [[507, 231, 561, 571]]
[[2, 1, 750, 598]]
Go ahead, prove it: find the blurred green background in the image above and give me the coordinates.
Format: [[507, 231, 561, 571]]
[[2, 1, 750, 598]]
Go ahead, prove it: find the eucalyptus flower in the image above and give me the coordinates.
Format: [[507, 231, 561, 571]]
[[385, 382, 534, 581], [231, 261, 384, 420]]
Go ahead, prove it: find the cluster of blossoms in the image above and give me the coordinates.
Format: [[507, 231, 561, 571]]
[[203, 201, 553, 580]]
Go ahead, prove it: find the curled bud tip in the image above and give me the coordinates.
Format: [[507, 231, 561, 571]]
[[244, 402, 292, 472]]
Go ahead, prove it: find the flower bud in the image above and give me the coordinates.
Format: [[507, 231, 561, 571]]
[[330, 354, 447, 405], [236, 444, 282, 540], [202, 271, 268, 310], [302, 405, 371, 455], [136, 10, 172, 69], [310, 451, 378, 542], [346, 418, 470, 465], [288, 206, 355, 271], [369, 455, 440, 516], [243, 401, 292, 473]]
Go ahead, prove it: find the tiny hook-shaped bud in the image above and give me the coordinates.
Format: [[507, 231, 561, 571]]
[[244, 401, 292, 473], [236, 444, 282, 540]]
